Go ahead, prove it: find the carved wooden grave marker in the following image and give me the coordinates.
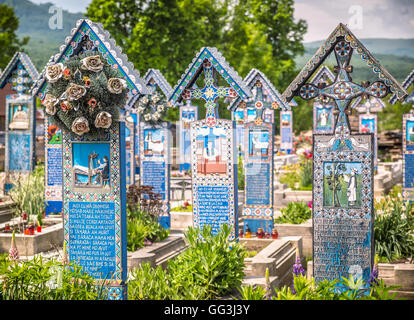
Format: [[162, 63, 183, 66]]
[[0, 53, 38, 193], [229, 68, 289, 234], [390, 69, 414, 200], [31, 19, 148, 299], [232, 106, 246, 159], [124, 112, 136, 185], [169, 47, 251, 239], [311, 66, 336, 134], [280, 110, 293, 154], [138, 69, 172, 229], [180, 100, 198, 173], [282, 23, 407, 285], [352, 97, 385, 169]]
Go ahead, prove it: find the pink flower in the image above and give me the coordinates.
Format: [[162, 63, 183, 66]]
[[307, 201, 312, 209]]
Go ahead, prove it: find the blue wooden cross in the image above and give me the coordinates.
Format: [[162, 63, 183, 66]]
[[298, 40, 388, 137], [181, 59, 237, 126]]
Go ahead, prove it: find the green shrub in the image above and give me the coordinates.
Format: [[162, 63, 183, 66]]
[[275, 201, 312, 224], [279, 158, 312, 190], [9, 164, 45, 222], [127, 209, 169, 252], [374, 193, 414, 262], [128, 224, 247, 300], [240, 274, 401, 300], [0, 254, 105, 300], [299, 158, 312, 190]]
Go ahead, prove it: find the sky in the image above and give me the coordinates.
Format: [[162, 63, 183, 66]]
[[31, 0, 414, 42]]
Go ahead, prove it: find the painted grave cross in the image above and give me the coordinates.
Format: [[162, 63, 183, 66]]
[[169, 47, 251, 239], [0, 52, 39, 193], [229, 68, 290, 235], [311, 66, 336, 134], [351, 96, 385, 169], [282, 23, 407, 286], [137, 69, 172, 229], [31, 19, 149, 300], [179, 100, 198, 172]]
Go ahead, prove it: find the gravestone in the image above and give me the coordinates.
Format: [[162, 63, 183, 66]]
[[280, 110, 293, 154], [31, 19, 149, 299], [229, 68, 290, 234], [352, 96, 385, 169], [310, 66, 336, 134], [44, 116, 63, 214], [232, 107, 246, 158], [390, 69, 414, 200], [0, 53, 39, 193], [179, 100, 198, 173], [124, 112, 136, 185], [138, 69, 172, 229], [282, 23, 407, 285], [402, 109, 414, 201], [169, 47, 252, 239]]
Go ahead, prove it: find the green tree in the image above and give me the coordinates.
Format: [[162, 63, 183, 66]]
[[222, 0, 307, 89], [86, 0, 307, 122], [0, 3, 29, 69]]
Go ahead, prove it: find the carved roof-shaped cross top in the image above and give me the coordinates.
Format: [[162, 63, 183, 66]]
[[169, 47, 251, 127], [282, 23, 407, 137]]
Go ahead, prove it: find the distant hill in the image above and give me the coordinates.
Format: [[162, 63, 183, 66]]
[[297, 39, 414, 83], [304, 38, 414, 59], [0, 0, 84, 70], [2, 0, 414, 84]]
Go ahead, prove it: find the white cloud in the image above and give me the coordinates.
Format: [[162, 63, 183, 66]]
[[294, 0, 414, 42], [30, 0, 91, 13]]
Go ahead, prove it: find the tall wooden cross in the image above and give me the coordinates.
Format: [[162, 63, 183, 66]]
[[282, 23, 407, 285], [181, 59, 237, 126], [298, 40, 389, 146]]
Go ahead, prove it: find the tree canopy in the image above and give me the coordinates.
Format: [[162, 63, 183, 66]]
[[86, 0, 307, 121], [0, 3, 29, 69]]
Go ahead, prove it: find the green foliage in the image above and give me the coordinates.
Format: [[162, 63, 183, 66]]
[[374, 193, 414, 262], [127, 209, 169, 252], [0, 255, 105, 300], [279, 158, 312, 191], [275, 201, 311, 225], [0, 3, 29, 69], [239, 285, 267, 300], [222, 0, 307, 90], [237, 154, 244, 190], [240, 274, 401, 300], [171, 205, 193, 212], [128, 224, 247, 300], [299, 158, 312, 189], [9, 164, 45, 222], [86, 0, 306, 92]]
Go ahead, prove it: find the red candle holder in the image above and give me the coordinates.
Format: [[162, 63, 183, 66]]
[[256, 228, 264, 239], [271, 229, 278, 239], [24, 229, 29, 235], [4, 224, 10, 231], [37, 226, 42, 233]]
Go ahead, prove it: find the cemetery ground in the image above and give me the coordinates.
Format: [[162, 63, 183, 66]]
[[0, 147, 413, 301]]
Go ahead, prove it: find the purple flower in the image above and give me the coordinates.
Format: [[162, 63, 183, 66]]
[[293, 255, 305, 277], [369, 264, 379, 287], [292, 252, 305, 294]]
